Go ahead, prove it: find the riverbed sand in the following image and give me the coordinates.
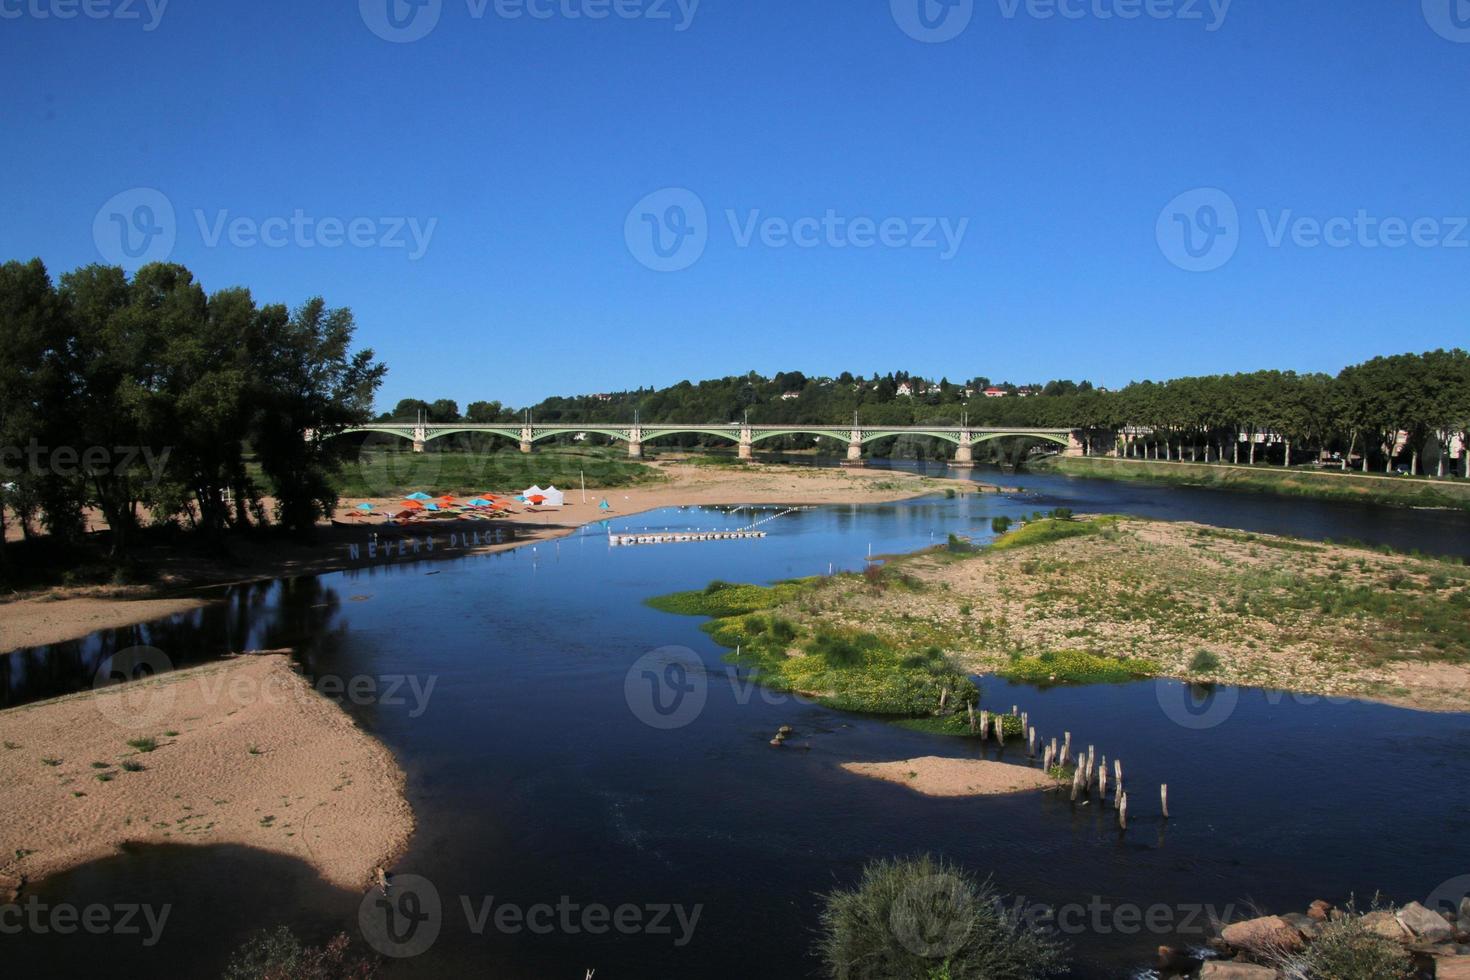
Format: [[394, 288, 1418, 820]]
[[1, 462, 982, 652], [0, 654, 413, 896], [841, 757, 1054, 797]]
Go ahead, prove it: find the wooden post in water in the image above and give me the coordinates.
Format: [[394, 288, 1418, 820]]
[[967, 702, 976, 734], [1028, 727, 1037, 756], [1118, 791, 1128, 830], [1098, 758, 1108, 801], [1043, 745, 1054, 774], [994, 714, 1005, 744], [1021, 711, 1029, 733], [1114, 759, 1123, 791], [1070, 765, 1084, 802], [1161, 784, 1170, 819], [980, 710, 990, 741]]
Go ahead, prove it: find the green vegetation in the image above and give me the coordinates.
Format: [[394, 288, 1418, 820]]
[[991, 516, 1013, 534], [646, 578, 815, 618], [1188, 649, 1223, 674], [1271, 907, 1414, 980], [126, 737, 158, 753], [223, 926, 379, 980], [999, 650, 1159, 685], [1037, 456, 1470, 511], [121, 760, 146, 772], [815, 855, 1067, 980], [988, 516, 1110, 552]]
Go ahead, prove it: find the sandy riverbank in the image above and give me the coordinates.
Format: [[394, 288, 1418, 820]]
[[841, 756, 1054, 797], [0, 654, 413, 900], [1, 462, 983, 653]]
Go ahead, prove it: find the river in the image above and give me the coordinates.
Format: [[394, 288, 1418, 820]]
[[5, 465, 1470, 979]]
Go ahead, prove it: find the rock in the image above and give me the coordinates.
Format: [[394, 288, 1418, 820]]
[[1361, 910, 1408, 942], [1156, 945, 1194, 973], [1199, 962, 1278, 980], [1462, 897, 1470, 921], [1282, 912, 1323, 939], [1435, 954, 1470, 980], [1220, 915, 1305, 953], [1307, 899, 1332, 921], [1398, 901, 1455, 943], [0, 872, 21, 903]]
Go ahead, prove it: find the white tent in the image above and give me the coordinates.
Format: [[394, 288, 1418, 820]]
[[522, 485, 565, 508]]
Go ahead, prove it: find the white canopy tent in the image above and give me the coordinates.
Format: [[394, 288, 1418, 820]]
[[522, 485, 565, 508]]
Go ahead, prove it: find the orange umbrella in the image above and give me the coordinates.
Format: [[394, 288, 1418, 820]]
[[400, 500, 425, 511]]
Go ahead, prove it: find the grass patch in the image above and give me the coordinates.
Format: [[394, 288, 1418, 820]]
[[988, 517, 1113, 552], [331, 446, 661, 498], [126, 737, 158, 753], [1188, 649, 1222, 674], [1000, 649, 1159, 685], [121, 760, 146, 772], [645, 578, 816, 617]]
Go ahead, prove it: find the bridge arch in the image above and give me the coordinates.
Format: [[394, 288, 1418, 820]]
[[972, 431, 1071, 448]]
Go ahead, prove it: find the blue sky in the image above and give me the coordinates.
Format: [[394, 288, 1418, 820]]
[[2, 0, 1467, 410]]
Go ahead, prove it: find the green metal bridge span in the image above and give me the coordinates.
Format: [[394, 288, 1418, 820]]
[[335, 421, 1082, 466]]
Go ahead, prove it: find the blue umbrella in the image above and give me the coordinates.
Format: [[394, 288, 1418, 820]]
[[356, 502, 375, 511], [405, 492, 433, 501], [425, 502, 441, 511], [468, 498, 492, 507], [598, 499, 611, 511]]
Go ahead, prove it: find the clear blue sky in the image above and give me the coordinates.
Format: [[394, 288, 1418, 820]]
[[2, 0, 1467, 411]]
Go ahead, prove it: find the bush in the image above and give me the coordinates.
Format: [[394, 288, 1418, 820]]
[[1274, 910, 1414, 980], [999, 649, 1158, 685], [947, 533, 974, 554], [1188, 649, 1222, 674], [816, 855, 1067, 980], [223, 927, 378, 980], [991, 517, 1013, 535]]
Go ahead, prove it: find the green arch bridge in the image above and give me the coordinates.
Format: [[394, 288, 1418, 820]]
[[332, 422, 1084, 466]]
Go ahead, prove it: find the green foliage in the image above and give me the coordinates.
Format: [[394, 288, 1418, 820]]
[[336, 446, 657, 498], [987, 518, 1109, 552], [815, 855, 1068, 980], [991, 516, 1013, 535], [646, 579, 814, 617], [1188, 649, 1222, 674], [946, 533, 974, 554], [1274, 909, 1414, 980], [999, 650, 1158, 684], [223, 926, 379, 980]]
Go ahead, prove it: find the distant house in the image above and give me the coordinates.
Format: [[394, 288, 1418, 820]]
[[983, 387, 1008, 398], [780, 391, 801, 401], [896, 382, 915, 397], [1016, 387, 1037, 398]]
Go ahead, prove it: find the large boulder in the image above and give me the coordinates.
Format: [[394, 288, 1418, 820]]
[[1282, 911, 1323, 940], [1435, 953, 1470, 980], [1221, 914, 1304, 953], [1199, 962, 1278, 979], [1361, 910, 1409, 942], [1398, 901, 1455, 943]]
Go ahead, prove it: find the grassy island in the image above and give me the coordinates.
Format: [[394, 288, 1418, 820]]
[[650, 514, 1470, 713]]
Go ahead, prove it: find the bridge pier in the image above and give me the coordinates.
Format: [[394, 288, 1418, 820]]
[[844, 438, 865, 467], [519, 425, 534, 454], [738, 426, 754, 461], [412, 424, 427, 454], [951, 442, 974, 469], [1065, 430, 1086, 457], [628, 441, 643, 460]]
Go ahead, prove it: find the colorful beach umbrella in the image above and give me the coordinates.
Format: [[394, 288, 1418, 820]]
[[468, 498, 492, 507], [356, 502, 375, 511], [405, 492, 432, 501], [400, 500, 425, 511], [425, 502, 441, 511]]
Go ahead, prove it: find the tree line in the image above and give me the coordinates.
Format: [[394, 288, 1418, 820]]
[[0, 259, 385, 568], [396, 357, 1469, 475]]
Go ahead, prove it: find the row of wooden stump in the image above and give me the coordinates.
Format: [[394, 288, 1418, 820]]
[[965, 700, 1169, 830]]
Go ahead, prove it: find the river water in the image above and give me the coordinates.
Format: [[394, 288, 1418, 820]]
[[6, 465, 1470, 979]]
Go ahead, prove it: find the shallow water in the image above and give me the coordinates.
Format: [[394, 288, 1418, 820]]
[[5, 477, 1470, 979]]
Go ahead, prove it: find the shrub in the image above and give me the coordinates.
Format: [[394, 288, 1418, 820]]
[[999, 650, 1158, 685], [947, 533, 974, 554], [223, 926, 378, 980], [816, 855, 1067, 980], [991, 517, 1013, 535], [1274, 910, 1414, 980], [1188, 649, 1222, 674]]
